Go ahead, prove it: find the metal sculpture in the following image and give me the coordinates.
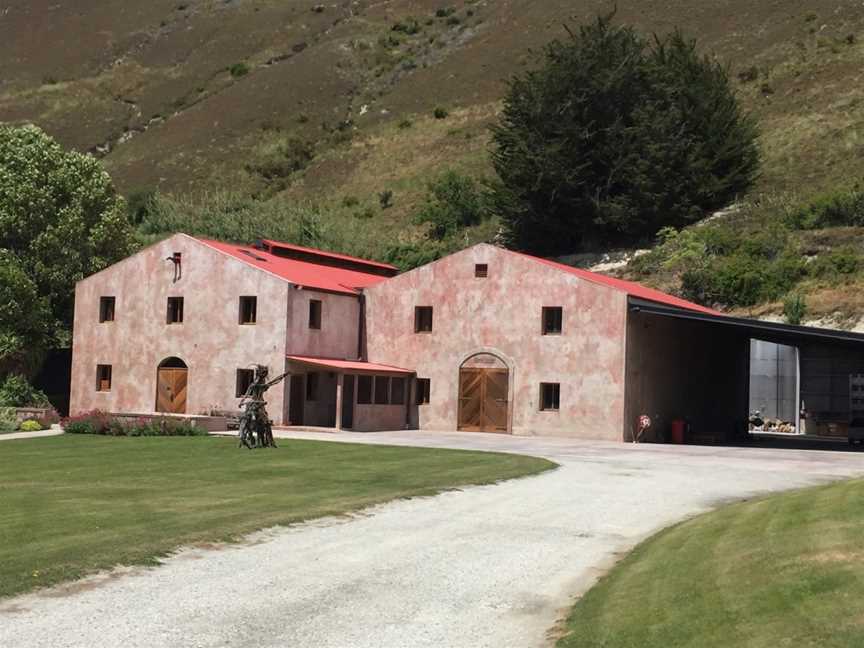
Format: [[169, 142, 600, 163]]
[[238, 365, 287, 449]]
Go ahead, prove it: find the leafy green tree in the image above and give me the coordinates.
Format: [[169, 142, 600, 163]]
[[0, 124, 134, 374], [0, 251, 51, 376], [490, 12, 759, 254]]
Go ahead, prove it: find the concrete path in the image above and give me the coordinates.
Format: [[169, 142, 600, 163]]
[[3, 431, 864, 648], [0, 427, 63, 441]]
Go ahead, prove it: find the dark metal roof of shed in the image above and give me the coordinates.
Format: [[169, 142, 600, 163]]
[[629, 297, 864, 347]]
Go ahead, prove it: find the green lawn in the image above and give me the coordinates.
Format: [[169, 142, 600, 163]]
[[558, 478, 864, 648], [0, 435, 553, 599]]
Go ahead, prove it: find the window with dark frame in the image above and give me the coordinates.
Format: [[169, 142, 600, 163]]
[[542, 306, 563, 335], [239, 296, 257, 324], [306, 372, 319, 401], [99, 296, 115, 322], [540, 382, 560, 411], [167, 296, 184, 324], [374, 376, 390, 405], [391, 377, 405, 405], [96, 364, 112, 392], [414, 306, 433, 333], [309, 299, 322, 329], [416, 378, 431, 405], [475, 263, 488, 278], [357, 375, 373, 404], [235, 368, 254, 397]]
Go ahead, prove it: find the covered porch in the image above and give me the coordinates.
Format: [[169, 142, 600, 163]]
[[282, 355, 416, 432]]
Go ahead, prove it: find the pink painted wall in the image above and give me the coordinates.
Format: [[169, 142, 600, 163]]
[[71, 234, 361, 425], [364, 244, 629, 439]]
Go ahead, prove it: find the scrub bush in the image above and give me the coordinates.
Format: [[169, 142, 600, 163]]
[[785, 189, 864, 230], [0, 374, 50, 408], [415, 170, 489, 239], [0, 407, 17, 433], [19, 420, 42, 432], [783, 294, 807, 325]]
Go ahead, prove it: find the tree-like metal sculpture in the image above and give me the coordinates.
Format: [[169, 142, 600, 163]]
[[238, 365, 287, 449]]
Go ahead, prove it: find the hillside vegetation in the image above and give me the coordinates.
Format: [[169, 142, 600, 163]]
[[2, 1, 864, 319]]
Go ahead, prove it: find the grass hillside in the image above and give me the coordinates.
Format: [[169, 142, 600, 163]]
[[2, 1, 864, 318]]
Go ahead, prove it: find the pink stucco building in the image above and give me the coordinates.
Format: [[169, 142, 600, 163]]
[[77, 233, 863, 442]]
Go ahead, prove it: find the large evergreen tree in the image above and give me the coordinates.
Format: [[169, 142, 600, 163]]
[[490, 13, 759, 254]]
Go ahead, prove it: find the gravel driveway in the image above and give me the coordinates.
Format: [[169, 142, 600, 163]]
[[3, 431, 864, 648]]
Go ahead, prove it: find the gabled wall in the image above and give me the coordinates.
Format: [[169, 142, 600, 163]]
[[363, 244, 629, 439], [70, 234, 291, 421]]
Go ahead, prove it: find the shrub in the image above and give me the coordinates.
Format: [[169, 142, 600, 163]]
[[0, 407, 17, 433], [435, 7, 455, 18], [0, 374, 50, 408], [342, 195, 360, 208], [63, 410, 110, 434], [398, 118, 413, 129], [19, 419, 43, 432], [228, 62, 250, 78], [415, 170, 489, 239], [62, 411, 207, 436], [783, 294, 807, 325], [737, 66, 759, 83], [245, 137, 314, 181], [36, 409, 61, 429], [433, 107, 449, 119], [379, 189, 394, 209], [786, 190, 864, 230], [392, 18, 421, 35], [808, 247, 861, 279]]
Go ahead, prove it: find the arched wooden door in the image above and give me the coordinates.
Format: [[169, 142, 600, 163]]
[[457, 354, 509, 433], [156, 357, 188, 414]]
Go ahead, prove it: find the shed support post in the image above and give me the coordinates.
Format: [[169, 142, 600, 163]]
[[335, 372, 344, 431]]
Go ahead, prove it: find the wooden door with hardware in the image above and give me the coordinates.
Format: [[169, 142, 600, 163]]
[[457, 368, 509, 433], [155, 367, 188, 414]]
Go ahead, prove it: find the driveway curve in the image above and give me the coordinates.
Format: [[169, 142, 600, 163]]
[[3, 431, 864, 648]]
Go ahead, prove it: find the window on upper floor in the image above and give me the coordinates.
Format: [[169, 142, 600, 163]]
[[236, 368, 254, 397], [475, 263, 488, 278], [96, 364, 112, 392], [416, 378, 431, 405], [414, 306, 433, 333], [540, 382, 560, 411], [99, 296, 115, 323], [309, 299, 322, 330], [542, 306, 563, 335], [357, 375, 373, 404], [239, 296, 257, 325], [167, 297, 184, 324]]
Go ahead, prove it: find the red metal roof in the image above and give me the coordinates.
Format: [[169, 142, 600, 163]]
[[286, 355, 415, 374], [197, 238, 391, 295], [261, 239, 397, 272], [512, 251, 722, 316]]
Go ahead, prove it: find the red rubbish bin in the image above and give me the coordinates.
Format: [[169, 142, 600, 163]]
[[671, 419, 686, 444]]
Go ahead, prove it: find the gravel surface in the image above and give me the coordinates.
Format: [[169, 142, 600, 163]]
[[3, 431, 864, 648]]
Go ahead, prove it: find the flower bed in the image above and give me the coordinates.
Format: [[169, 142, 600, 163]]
[[63, 410, 208, 437]]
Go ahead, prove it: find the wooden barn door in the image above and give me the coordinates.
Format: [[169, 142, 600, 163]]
[[458, 368, 509, 433], [156, 367, 188, 414]]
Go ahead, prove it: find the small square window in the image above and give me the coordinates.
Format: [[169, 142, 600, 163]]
[[391, 377, 405, 405], [309, 299, 322, 329], [239, 296, 257, 324], [414, 306, 433, 333], [306, 372, 319, 401], [542, 307, 563, 335], [416, 378, 431, 405], [374, 376, 390, 405], [540, 383, 560, 411], [357, 375, 373, 404], [99, 296, 115, 322], [167, 296, 184, 324], [236, 368, 254, 397], [475, 263, 488, 278], [96, 364, 112, 392]]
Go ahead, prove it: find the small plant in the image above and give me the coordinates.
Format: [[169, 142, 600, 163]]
[[398, 118, 413, 129], [435, 7, 455, 18], [433, 106, 449, 119], [63, 410, 110, 435], [805, 11, 818, 22], [737, 66, 759, 83], [36, 409, 61, 429], [19, 420, 43, 432], [846, 34, 857, 45], [228, 62, 250, 78], [357, 206, 376, 220], [783, 294, 807, 325], [392, 18, 421, 35], [446, 15, 461, 26], [342, 195, 360, 208], [0, 407, 17, 433], [760, 83, 774, 96], [312, 4, 325, 13], [379, 189, 394, 209]]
